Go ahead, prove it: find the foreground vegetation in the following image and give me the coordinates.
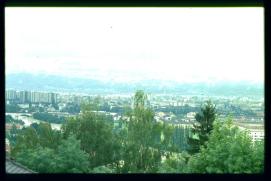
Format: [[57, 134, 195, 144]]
[[8, 91, 264, 173]]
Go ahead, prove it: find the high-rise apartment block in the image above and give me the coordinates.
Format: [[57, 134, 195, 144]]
[[5, 90, 17, 100], [6, 90, 58, 104]]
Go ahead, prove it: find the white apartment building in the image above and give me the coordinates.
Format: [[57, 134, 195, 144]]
[[237, 124, 264, 142], [187, 112, 196, 119], [6, 90, 17, 100], [248, 129, 264, 142]]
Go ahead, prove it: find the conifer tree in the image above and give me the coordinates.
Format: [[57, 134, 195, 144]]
[[187, 100, 216, 154]]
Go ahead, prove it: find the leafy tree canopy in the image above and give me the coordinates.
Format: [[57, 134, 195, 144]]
[[187, 118, 264, 173]]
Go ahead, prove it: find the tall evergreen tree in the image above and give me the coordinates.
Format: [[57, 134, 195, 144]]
[[187, 100, 216, 154]]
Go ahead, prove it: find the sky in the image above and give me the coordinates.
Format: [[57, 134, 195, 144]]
[[5, 7, 264, 83]]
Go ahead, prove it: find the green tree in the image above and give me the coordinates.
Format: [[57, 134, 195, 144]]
[[187, 100, 216, 154], [15, 135, 89, 173], [80, 96, 101, 112], [33, 112, 65, 124], [36, 123, 62, 149], [6, 124, 20, 147], [62, 103, 121, 169], [11, 123, 62, 157], [157, 152, 190, 173], [53, 134, 89, 173], [11, 126, 39, 157], [14, 146, 53, 173], [120, 90, 174, 173], [6, 104, 21, 113], [91, 165, 115, 173], [187, 118, 264, 173], [6, 115, 24, 125], [15, 146, 56, 173]]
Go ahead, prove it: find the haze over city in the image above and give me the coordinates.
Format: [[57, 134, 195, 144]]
[[5, 7, 265, 174], [5, 7, 263, 83]]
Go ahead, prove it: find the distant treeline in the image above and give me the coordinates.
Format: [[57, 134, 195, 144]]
[[154, 105, 200, 116], [99, 105, 128, 114], [33, 112, 66, 124], [99, 104, 200, 116], [98, 103, 256, 118], [6, 104, 21, 113], [60, 103, 80, 114], [218, 104, 257, 117], [6, 115, 24, 125]]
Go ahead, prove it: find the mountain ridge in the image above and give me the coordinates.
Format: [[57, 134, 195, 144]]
[[6, 73, 264, 96]]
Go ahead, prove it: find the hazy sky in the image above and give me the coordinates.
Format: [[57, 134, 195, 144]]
[[5, 7, 264, 83]]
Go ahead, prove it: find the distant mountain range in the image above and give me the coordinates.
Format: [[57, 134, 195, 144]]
[[5, 73, 264, 96]]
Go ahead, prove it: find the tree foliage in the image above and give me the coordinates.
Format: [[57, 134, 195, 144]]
[[90, 165, 115, 173], [172, 125, 191, 152], [158, 152, 190, 173], [61, 104, 121, 169], [186, 118, 264, 173], [9, 91, 263, 174], [11, 123, 61, 157], [6, 124, 21, 147], [11, 126, 39, 157], [6, 115, 25, 125], [52, 134, 89, 173], [15, 134, 89, 173], [6, 103, 21, 113], [33, 112, 66, 124], [120, 90, 174, 173], [61, 102, 80, 114], [36, 123, 62, 149], [187, 100, 216, 154]]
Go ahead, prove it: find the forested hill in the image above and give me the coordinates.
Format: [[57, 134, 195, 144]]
[[6, 73, 263, 96]]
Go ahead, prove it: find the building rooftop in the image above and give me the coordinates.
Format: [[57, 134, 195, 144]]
[[6, 156, 36, 174], [233, 122, 264, 130]]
